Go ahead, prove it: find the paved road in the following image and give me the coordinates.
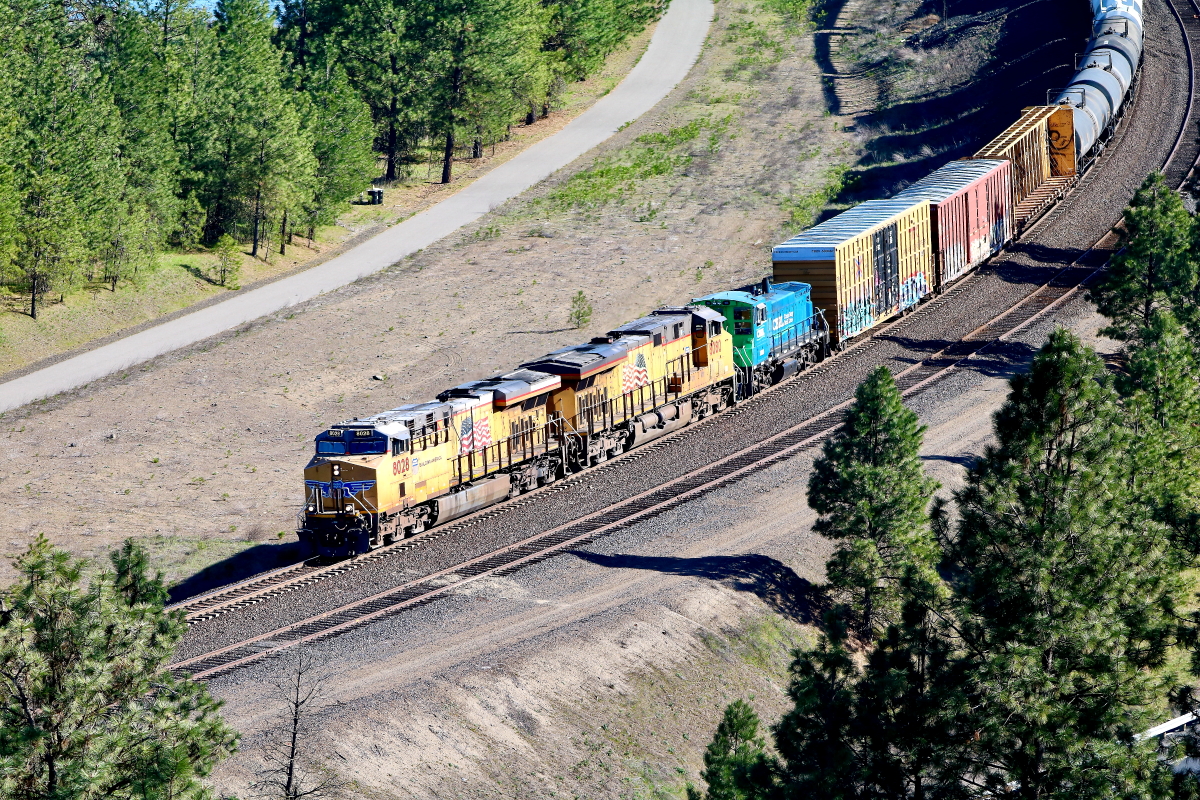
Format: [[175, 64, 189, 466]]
[[0, 0, 713, 414]]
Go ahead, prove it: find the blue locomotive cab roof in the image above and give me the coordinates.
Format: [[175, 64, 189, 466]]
[[694, 280, 811, 316]]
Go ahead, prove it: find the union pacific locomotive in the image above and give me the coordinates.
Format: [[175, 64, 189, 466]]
[[298, 0, 1144, 560]]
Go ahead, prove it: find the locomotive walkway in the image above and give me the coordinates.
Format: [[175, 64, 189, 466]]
[[0, 0, 714, 414]]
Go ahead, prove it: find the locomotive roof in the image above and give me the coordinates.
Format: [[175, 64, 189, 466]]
[[609, 305, 723, 337], [891, 159, 1007, 204], [438, 368, 561, 405], [522, 339, 636, 376], [772, 198, 928, 259], [330, 400, 457, 439], [697, 281, 811, 307]]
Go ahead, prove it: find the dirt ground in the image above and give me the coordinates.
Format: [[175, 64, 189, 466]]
[[0, 0, 1070, 589], [201, 301, 1117, 800]]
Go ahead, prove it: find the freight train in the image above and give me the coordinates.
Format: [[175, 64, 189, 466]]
[[298, 0, 1144, 559]]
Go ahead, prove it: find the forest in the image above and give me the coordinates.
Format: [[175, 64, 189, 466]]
[[0, 0, 662, 317]]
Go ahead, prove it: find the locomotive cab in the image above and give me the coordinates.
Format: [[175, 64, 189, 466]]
[[300, 420, 414, 560], [694, 279, 818, 369]]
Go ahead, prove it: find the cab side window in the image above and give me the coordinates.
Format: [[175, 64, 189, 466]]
[[734, 308, 752, 335]]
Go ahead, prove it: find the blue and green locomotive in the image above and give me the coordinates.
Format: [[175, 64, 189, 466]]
[[693, 278, 828, 395]]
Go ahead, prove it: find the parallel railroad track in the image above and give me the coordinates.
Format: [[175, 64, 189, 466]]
[[172, 0, 1199, 678]]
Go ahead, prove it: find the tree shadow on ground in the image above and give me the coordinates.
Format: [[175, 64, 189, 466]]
[[825, 0, 1088, 202], [921, 453, 978, 468], [168, 541, 311, 603], [180, 262, 221, 286], [570, 551, 826, 625]]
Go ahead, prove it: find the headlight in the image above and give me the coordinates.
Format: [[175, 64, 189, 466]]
[[307, 504, 316, 513], [332, 464, 341, 477]]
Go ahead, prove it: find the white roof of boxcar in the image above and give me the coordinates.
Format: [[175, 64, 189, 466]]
[[891, 159, 1007, 204], [772, 197, 927, 261]]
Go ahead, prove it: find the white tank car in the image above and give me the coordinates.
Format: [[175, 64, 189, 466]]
[[1051, 0, 1144, 156]]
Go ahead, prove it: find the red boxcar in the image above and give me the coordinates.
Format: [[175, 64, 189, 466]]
[[891, 159, 1013, 289]]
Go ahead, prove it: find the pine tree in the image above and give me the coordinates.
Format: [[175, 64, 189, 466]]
[[332, 0, 426, 182], [421, 0, 550, 184], [807, 366, 939, 638], [214, 233, 241, 287], [1087, 172, 1194, 341], [568, 290, 592, 328], [1119, 309, 1200, 559], [546, 0, 662, 81], [944, 329, 1182, 800], [771, 627, 861, 799], [299, 61, 377, 237], [851, 580, 971, 800], [2, 0, 127, 316], [191, 0, 314, 249], [687, 700, 773, 800], [0, 536, 238, 799]]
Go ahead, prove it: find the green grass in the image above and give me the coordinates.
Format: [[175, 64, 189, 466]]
[[782, 163, 855, 232], [532, 117, 733, 213], [724, 16, 787, 79]]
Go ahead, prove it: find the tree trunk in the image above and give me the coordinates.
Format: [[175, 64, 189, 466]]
[[1144, 254, 1155, 328], [525, 104, 536, 126], [385, 114, 398, 181], [29, 277, 37, 320], [441, 65, 463, 184], [441, 128, 455, 184], [251, 188, 262, 257], [280, 210, 288, 256], [861, 585, 873, 640], [472, 137, 482, 159], [541, 100, 550, 119]]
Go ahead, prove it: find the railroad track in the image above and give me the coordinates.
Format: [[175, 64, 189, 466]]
[[172, 0, 1199, 679]]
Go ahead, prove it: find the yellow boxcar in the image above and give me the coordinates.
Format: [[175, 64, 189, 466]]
[[969, 105, 1075, 225], [772, 199, 932, 344]]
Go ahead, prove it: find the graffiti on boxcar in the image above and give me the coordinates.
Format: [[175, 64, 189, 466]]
[[840, 299, 875, 338], [900, 274, 929, 310]]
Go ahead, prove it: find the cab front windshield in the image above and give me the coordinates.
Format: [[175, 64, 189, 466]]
[[316, 436, 387, 456]]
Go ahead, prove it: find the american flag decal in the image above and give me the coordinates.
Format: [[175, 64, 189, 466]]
[[623, 352, 650, 394], [459, 414, 493, 454]]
